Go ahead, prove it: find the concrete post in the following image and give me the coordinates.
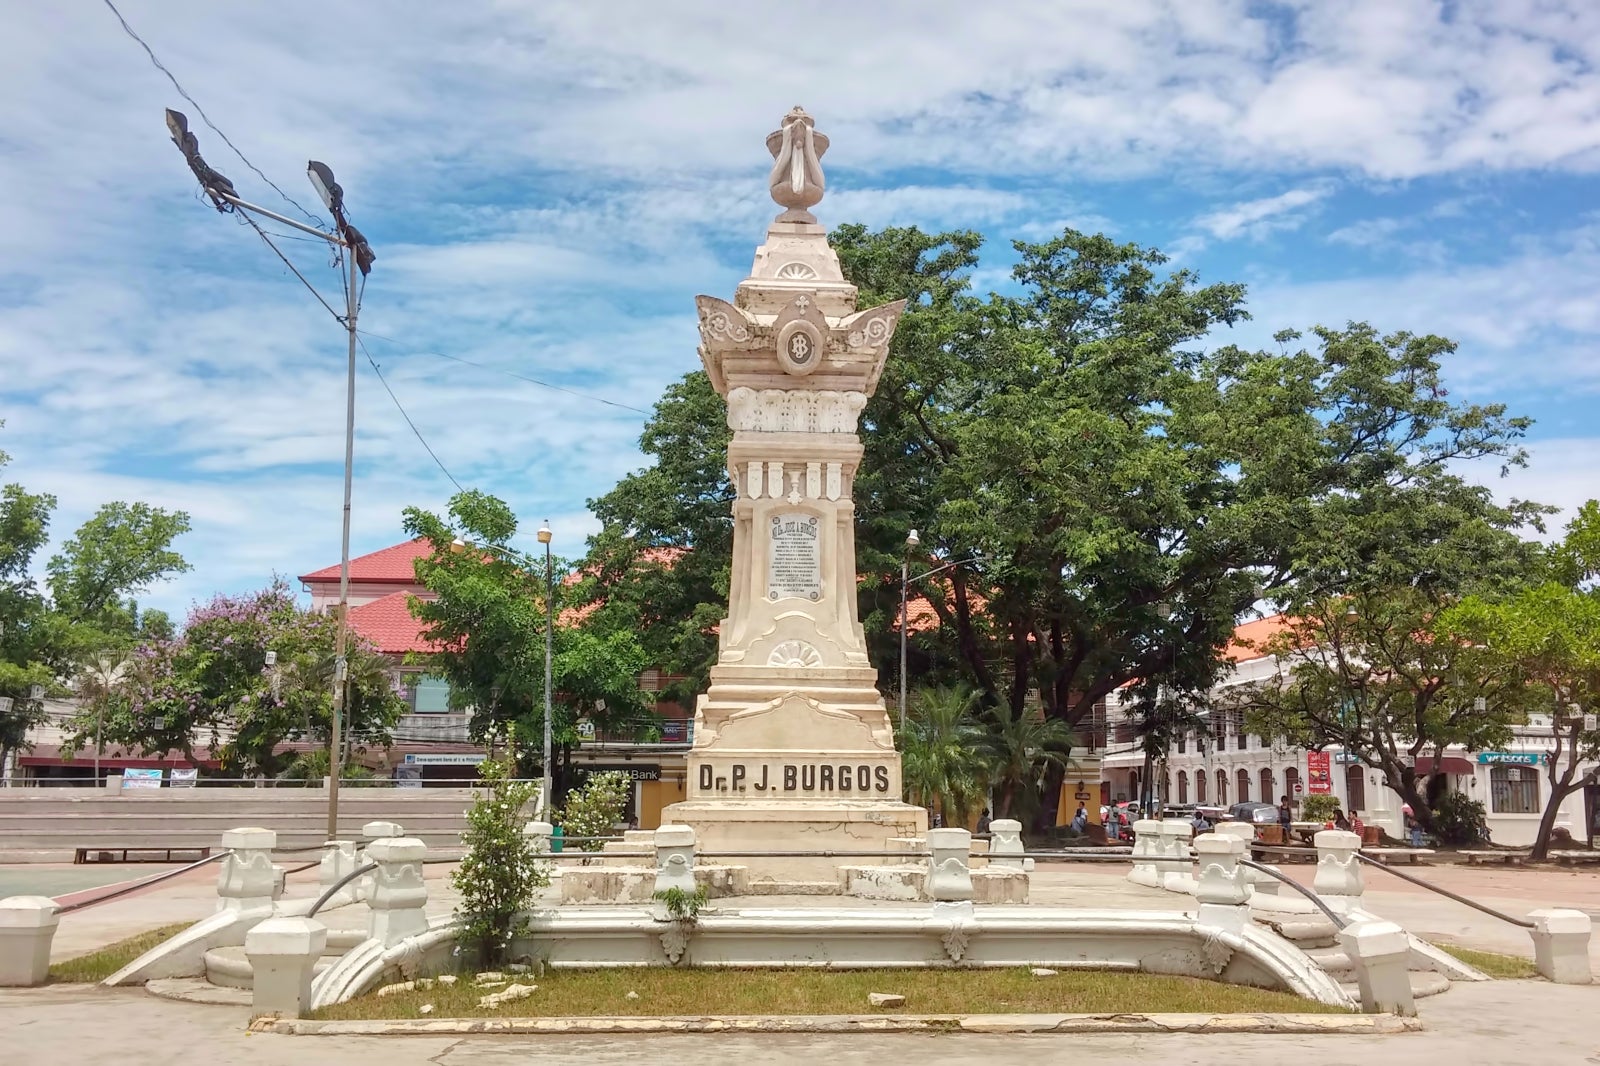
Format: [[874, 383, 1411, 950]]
[[1528, 909, 1593, 985], [245, 916, 327, 1019], [0, 896, 61, 987], [318, 840, 359, 904], [1213, 823, 1277, 896], [926, 827, 974, 902], [523, 820, 553, 856], [1313, 829, 1364, 914], [216, 827, 278, 913], [1161, 820, 1193, 891], [1193, 834, 1250, 934], [1128, 819, 1164, 887], [1339, 918, 1415, 1015], [104, 774, 123, 795], [653, 824, 697, 896], [365, 837, 428, 946], [357, 821, 403, 899], [988, 818, 1024, 871]]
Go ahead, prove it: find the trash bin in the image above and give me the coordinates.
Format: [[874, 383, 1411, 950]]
[[551, 825, 564, 853], [1259, 824, 1285, 845], [1361, 825, 1381, 847]]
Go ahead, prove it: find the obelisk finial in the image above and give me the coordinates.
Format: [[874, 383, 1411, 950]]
[[765, 106, 830, 223]]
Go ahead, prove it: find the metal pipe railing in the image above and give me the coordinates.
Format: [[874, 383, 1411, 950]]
[[56, 851, 227, 914], [1236, 858, 1349, 929], [1355, 852, 1534, 929], [307, 861, 376, 917]]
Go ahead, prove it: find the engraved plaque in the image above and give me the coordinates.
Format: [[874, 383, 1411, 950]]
[[767, 513, 822, 601]]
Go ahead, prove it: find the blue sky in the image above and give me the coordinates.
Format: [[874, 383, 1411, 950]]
[[2, 1, 1598, 618]]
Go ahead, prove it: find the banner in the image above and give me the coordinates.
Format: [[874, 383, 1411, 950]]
[[168, 768, 198, 788], [1305, 751, 1333, 794], [122, 768, 163, 789]]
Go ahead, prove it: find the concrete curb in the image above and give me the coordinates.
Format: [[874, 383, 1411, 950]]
[[254, 1011, 1423, 1036]]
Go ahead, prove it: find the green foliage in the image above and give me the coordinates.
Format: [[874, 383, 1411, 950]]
[[451, 758, 548, 968], [1430, 791, 1489, 846], [652, 885, 708, 923], [1300, 794, 1341, 823], [47, 502, 191, 624], [403, 492, 654, 751], [70, 581, 404, 776], [273, 748, 377, 787], [980, 701, 1076, 821], [1225, 586, 1528, 831], [557, 770, 633, 851], [900, 685, 990, 824]]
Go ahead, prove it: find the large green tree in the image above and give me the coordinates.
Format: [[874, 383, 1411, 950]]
[[403, 491, 655, 789], [1442, 501, 1600, 857], [580, 226, 1535, 777]]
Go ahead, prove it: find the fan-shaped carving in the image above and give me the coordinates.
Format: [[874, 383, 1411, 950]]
[[767, 640, 823, 668], [775, 261, 819, 280]]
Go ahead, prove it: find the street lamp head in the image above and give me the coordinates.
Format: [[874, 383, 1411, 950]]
[[537, 522, 553, 546], [164, 108, 190, 148], [906, 528, 920, 548], [450, 537, 469, 554], [307, 161, 344, 214], [1156, 602, 1173, 620]]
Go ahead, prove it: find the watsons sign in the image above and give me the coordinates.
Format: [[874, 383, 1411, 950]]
[[698, 761, 891, 794]]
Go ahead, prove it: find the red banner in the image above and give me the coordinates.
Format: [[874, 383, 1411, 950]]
[[1306, 751, 1333, 794]]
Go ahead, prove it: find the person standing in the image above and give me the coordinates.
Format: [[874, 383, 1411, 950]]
[[1403, 804, 1423, 847], [976, 808, 992, 835], [1070, 805, 1088, 834]]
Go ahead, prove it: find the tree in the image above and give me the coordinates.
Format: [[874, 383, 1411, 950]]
[[579, 227, 1536, 769], [979, 701, 1077, 822], [899, 685, 990, 825], [1442, 501, 1600, 858], [452, 758, 547, 967], [403, 491, 655, 786], [74, 581, 404, 777], [1225, 586, 1530, 834]]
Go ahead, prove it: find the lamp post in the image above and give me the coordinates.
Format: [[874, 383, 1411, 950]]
[[538, 522, 554, 820], [897, 534, 980, 735], [163, 110, 375, 842]]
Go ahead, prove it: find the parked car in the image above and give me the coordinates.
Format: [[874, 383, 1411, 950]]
[[1224, 801, 1279, 825]]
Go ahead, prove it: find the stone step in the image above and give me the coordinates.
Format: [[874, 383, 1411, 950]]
[[1340, 970, 1451, 1001], [1302, 944, 1355, 977], [1255, 916, 1340, 949]]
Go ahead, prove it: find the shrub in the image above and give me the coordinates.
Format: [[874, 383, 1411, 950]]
[[1430, 791, 1489, 846], [451, 758, 547, 967], [557, 770, 633, 852], [1301, 795, 1341, 823]]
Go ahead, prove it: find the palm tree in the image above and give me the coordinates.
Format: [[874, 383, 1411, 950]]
[[899, 685, 990, 825], [981, 702, 1078, 820]]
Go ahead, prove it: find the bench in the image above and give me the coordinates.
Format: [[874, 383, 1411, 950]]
[[73, 846, 212, 865], [1460, 850, 1529, 866], [1363, 847, 1435, 865], [1549, 851, 1600, 866], [1248, 843, 1316, 864]]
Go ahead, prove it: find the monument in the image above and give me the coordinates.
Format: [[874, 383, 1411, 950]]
[[662, 107, 928, 883]]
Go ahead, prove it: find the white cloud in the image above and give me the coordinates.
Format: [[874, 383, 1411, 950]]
[[1195, 186, 1333, 241]]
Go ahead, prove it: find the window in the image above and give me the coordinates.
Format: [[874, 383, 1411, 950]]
[[1177, 770, 1189, 803], [1284, 766, 1300, 799], [1196, 770, 1207, 803], [1346, 764, 1366, 811], [1237, 768, 1251, 802], [1216, 769, 1228, 804], [406, 675, 452, 714], [1177, 732, 1187, 755], [1260, 767, 1275, 803], [1490, 765, 1539, 814]]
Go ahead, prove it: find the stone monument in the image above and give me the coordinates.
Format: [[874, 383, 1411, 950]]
[[662, 107, 928, 884]]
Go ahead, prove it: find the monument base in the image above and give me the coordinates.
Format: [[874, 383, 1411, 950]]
[[661, 797, 929, 885]]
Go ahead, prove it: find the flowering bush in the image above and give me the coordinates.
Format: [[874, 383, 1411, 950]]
[[557, 770, 633, 852], [452, 758, 548, 967]]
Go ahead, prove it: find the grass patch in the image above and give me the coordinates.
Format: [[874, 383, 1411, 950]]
[[1434, 943, 1538, 979], [48, 922, 193, 984], [313, 967, 1350, 1021]]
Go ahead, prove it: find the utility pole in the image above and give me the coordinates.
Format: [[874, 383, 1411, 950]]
[[164, 111, 374, 841]]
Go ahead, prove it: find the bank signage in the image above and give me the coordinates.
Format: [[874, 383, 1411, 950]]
[[1476, 752, 1546, 766], [403, 753, 487, 766], [697, 760, 892, 794], [582, 764, 662, 782]]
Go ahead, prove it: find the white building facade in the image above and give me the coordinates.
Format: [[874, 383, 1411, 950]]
[[1100, 622, 1599, 848]]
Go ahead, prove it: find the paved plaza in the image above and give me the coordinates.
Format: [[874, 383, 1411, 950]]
[[6, 858, 1599, 1064]]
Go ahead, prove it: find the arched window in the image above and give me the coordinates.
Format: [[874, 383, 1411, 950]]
[[1237, 768, 1251, 802], [1284, 766, 1300, 801], [1346, 764, 1366, 811], [1216, 769, 1228, 804], [1260, 767, 1275, 803], [1177, 770, 1189, 803], [1196, 770, 1207, 803]]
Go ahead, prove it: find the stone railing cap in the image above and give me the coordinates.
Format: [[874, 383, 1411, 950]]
[[362, 820, 404, 838], [522, 821, 554, 835], [246, 916, 329, 955], [365, 837, 427, 862], [654, 825, 697, 846], [221, 827, 277, 850], [1339, 918, 1409, 956], [1194, 834, 1243, 854], [926, 827, 972, 845], [1314, 829, 1362, 848], [1528, 908, 1592, 934], [0, 895, 61, 928], [988, 818, 1022, 831]]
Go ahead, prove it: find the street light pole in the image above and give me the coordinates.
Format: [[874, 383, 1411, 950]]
[[899, 529, 919, 735], [163, 111, 374, 842], [538, 522, 554, 819]]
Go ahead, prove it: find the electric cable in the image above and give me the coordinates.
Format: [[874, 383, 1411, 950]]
[[356, 335, 466, 492]]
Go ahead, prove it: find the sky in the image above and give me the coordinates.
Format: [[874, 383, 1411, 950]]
[[2, 0, 1598, 619]]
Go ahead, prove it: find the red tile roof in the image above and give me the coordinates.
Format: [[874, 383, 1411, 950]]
[[1225, 613, 1293, 662], [299, 539, 433, 584], [347, 590, 441, 656]]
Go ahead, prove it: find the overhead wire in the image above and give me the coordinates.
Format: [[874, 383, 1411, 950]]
[[356, 335, 467, 493], [100, 0, 328, 229], [355, 329, 650, 415], [237, 213, 344, 323]]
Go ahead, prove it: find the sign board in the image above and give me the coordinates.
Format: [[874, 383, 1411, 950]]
[[1585, 714, 1597, 733], [581, 764, 661, 782], [168, 768, 198, 788], [403, 753, 487, 767], [1506, 767, 1523, 781], [1476, 752, 1545, 766], [1293, 782, 1304, 794], [1074, 791, 1092, 801], [393, 765, 423, 788], [1306, 751, 1333, 794], [122, 768, 163, 789], [575, 720, 596, 741], [766, 513, 822, 602], [1334, 751, 1363, 764], [660, 719, 693, 744]]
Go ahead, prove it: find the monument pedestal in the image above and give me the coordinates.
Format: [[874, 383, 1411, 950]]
[[663, 799, 926, 885]]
